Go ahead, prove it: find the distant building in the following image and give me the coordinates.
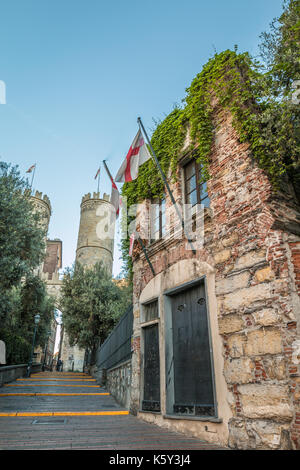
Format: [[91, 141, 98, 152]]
[[30, 191, 62, 369]]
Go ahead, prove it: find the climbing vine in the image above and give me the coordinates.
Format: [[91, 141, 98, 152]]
[[121, 107, 187, 208], [121, 38, 299, 277], [123, 49, 298, 209]]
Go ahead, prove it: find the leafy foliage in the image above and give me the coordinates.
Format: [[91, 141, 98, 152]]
[[259, 0, 300, 93], [0, 162, 46, 310], [0, 276, 56, 365], [0, 161, 55, 364], [60, 262, 132, 354], [258, 0, 300, 192], [122, 109, 187, 208]]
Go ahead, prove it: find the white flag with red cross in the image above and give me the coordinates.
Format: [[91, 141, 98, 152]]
[[115, 129, 151, 183], [129, 232, 135, 257], [110, 178, 120, 218]]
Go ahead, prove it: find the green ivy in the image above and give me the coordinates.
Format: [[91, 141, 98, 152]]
[[122, 108, 187, 208], [121, 48, 299, 278], [122, 50, 293, 208]]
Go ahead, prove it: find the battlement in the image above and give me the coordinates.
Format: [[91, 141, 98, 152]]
[[81, 192, 110, 204], [40, 271, 62, 284], [30, 190, 52, 213]]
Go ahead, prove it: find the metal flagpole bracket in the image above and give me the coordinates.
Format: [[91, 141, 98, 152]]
[[97, 163, 101, 194], [30, 163, 36, 192], [137, 117, 196, 255], [136, 233, 156, 277], [102, 160, 113, 181]]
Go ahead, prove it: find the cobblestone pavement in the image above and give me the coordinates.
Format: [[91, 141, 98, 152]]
[[0, 371, 227, 450]]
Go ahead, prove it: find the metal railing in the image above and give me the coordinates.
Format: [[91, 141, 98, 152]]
[[96, 305, 133, 371]]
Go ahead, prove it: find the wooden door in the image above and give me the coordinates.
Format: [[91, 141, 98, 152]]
[[171, 282, 215, 416], [142, 323, 160, 412]]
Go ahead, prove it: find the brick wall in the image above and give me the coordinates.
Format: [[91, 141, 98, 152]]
[[130, 103, 300, 449], [43, 240, 62, 279]]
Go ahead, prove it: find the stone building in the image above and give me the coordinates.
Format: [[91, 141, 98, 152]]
[[29, 191, 62, 368], [29, 190, 52, 278], [59, 191, 115, 371], [40, 239, 63, 301], [128, 103, 300, 449], [76, 191, 114, 273], [29, 191, 63, 302]]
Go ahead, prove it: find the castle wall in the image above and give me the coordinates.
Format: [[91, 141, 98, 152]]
[[30, 190, 52, 277], [30, 190, 51, 235], [43, 239, 62, 280], [59, 331, 86, 372], [76, 191, 114, 274]]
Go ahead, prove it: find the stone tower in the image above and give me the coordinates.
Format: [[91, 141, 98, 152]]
[[28, 190, 62, 368], [29, 190, 52, 276], [30, 190, 52, 234], [60, 191, 116, 372], [75, 191, 115, 274]]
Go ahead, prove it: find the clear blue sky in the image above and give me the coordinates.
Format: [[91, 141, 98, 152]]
[[0, 0, 284, 276]]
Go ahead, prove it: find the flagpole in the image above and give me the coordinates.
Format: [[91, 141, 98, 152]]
[[30, 164, 36, 192], [137, 117, 196, 255], [97, 164, 101, 193], [107, 158, 155, 276], [102, 160, 113, 182], [136, 235, 156, 276]]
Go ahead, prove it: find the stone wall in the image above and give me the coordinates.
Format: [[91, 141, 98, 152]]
[[130, 103, 300, 449], [105, 361, 132, 409], [0, 364, 42, 387], [43, 240, 62, 279], [60, 331, 85, 372]]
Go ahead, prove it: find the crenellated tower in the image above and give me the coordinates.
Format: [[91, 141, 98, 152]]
[[27, 190, 62, 369], [29, 190, 52, 234], [28, 190, 52, 277], [75, 191, 115, 274], [60, 190, 116, 372]]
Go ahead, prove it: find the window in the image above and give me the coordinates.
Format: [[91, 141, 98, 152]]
[[142, 300, 159, 323], [184, 160, 209, 208], [150, 197, 166, 242]]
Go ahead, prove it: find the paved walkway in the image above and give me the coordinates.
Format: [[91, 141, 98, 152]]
[[0, 371, 226, 450]]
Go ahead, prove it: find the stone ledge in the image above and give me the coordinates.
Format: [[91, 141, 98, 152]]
[[139, 409, 161, 415], [163, 414, 223, 423]]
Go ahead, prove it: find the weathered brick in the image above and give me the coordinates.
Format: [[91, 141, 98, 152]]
[[224, 357, 254, 384], [252, 308, 280, 326], [238, 383, 293, 421], [254, 266, 275, 283], [215, 271, 250, 295], [214, 249, 231, 264], [227, 334, 246, 358], [244, 328, 282, 356], [221, 283, 271, 312], [218, 314, 244, 335], [233, 250, 266, 271]]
